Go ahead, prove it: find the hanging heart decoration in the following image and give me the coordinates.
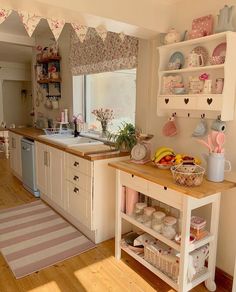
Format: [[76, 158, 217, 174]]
[[47, 18, 65, 40], [71, 23, 88, 43], [18, 11, 41, 37], [0, 8, 12, 24], [207, 98, 213, 105]]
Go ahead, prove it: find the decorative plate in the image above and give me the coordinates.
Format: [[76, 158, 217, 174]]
[[192, 46, 209, 66], [212, 42, 227, 57], [168, 51, 184, 69]]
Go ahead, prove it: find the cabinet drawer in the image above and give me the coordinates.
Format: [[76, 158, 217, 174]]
[[66, 153, 92, 176], [66, 167, 92, 192], [67, 181, 92, 229], [120, 171, 148, 194], [148, 182, 183, 210]]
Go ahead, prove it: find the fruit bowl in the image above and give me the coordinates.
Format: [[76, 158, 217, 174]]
[[153, 161, 174, 169]]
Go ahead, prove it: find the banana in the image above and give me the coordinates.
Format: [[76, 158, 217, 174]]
[[154, 146, 174, 159], [154, 150, 174, 163]]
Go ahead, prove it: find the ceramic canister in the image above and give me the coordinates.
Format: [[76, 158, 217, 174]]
[[206, 152, 231, 182]]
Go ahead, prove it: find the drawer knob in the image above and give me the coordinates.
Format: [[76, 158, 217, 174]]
[[74, 187, 79, 194], [73, 175, 79, 181], [164, 186, 167, 190], [74, 161, 79, 167]]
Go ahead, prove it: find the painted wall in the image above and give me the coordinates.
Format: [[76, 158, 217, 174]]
[[136, 0, 236, 276], [2, 80, 32, 127], [33, 24, 73, 126]]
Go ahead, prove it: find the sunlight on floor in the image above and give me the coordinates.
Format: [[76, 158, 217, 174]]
[[28, 281, 61, 292]]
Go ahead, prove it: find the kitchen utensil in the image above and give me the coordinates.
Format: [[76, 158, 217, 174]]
[[207, 134, 214, 152], [210, 130, 219, 147], [168, 52, 184, 69], [216, 132, 225, 153], [192, 46, 208, 65], [212, 42, 227, 57], [196, 139, 212, 152]]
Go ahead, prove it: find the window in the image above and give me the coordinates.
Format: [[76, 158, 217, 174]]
[[73, 69, 136, 133]]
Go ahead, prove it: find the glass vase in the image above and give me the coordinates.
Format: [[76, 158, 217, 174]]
[[101, 120, 108, 137]]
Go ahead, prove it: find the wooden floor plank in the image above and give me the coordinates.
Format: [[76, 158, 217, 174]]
[[0, 155, 228, 291]]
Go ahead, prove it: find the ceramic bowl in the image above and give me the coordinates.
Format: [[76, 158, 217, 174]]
[[209, 56, 225, 65], [173, 87, 185, 95]]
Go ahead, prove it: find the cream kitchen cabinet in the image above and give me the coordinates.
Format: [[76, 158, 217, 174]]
[[9, 131, 23, 180], [36, 143, 127, 243], [63, 153, 127, 243], [157, 31, 236, 120], [35, 142, 65, 209]]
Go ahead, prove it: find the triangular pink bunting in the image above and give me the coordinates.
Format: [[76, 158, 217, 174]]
[[95, 25, 108, 42], [0, 8, 12, 25], [71, 23, 88, 43], [118, 32, 126, 42], [47, 18, 65, 41], [18, 11, 41, 37]]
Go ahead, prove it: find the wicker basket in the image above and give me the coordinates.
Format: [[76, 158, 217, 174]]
[[144, 243, 179, 281], [170, 164, 205, 187]]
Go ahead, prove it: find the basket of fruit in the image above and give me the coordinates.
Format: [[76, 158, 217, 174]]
[[170, 163, 205, 187], [152, 147, 175, 169]]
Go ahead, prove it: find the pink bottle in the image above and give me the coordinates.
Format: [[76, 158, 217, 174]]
[[125, 188, 139, 216]]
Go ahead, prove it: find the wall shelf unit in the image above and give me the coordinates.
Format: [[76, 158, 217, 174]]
[[157, 31, 236, 120]]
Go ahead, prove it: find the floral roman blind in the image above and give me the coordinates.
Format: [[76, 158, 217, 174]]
[[70, 28, 139, 75]]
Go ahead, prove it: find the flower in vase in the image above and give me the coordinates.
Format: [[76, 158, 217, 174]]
[[91, 108, 114, 134]]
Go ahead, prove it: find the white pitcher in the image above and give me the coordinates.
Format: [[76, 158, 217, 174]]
[[188, 52, 204, 67], [203, 152, 231, 182]]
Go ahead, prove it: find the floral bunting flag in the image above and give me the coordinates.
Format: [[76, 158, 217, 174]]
[[0, 8, 12, 24], [71, 23, 88, 43], [18, 11, 41, 37], [47, 18, 65, 40], [95, 25, 108, 42], [118, 32, 126, 42]]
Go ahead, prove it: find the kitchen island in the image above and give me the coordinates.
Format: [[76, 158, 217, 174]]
[[109, 160, 236, 292]]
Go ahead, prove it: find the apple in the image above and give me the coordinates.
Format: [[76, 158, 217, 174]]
[[164, 155, 174, 162]]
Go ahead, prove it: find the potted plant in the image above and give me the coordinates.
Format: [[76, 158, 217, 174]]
[[108, 122, 137, 152]]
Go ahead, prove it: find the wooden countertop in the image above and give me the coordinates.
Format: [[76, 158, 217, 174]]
[[109, 160, 236, 199], [9, 128, 128, 161]]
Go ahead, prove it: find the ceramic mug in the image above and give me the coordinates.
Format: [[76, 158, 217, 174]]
[[211, 118, 226, 132], [188, 52, 204, 67], [206, 153, 231, 182]]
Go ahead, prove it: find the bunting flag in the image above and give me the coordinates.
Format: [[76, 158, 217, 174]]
[[18, 11, 41, 37], [118, 32, 126, 42], [0, 8, 12, 24], [47, 18, 65, 41], [71, 23, 88, 43], [95, 25, 108, 42]]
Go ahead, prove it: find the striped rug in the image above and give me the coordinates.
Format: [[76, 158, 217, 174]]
[[0, 200, 96, 279]]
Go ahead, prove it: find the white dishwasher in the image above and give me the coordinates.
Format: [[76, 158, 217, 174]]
[[21, 138, 40, 197]]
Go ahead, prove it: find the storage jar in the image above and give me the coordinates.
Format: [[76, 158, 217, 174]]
[[162, 216, 177, 239], [152, 211, 166, 233], [142, 207, 156, 228]]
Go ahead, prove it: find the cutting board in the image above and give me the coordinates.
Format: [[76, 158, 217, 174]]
[[68, 144, 116, 156]]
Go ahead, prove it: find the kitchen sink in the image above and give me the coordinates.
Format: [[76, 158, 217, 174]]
[[39, 134, 103, 147]]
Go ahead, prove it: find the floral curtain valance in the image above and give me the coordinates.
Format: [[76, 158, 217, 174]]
[[70, 28, 139, 75]]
